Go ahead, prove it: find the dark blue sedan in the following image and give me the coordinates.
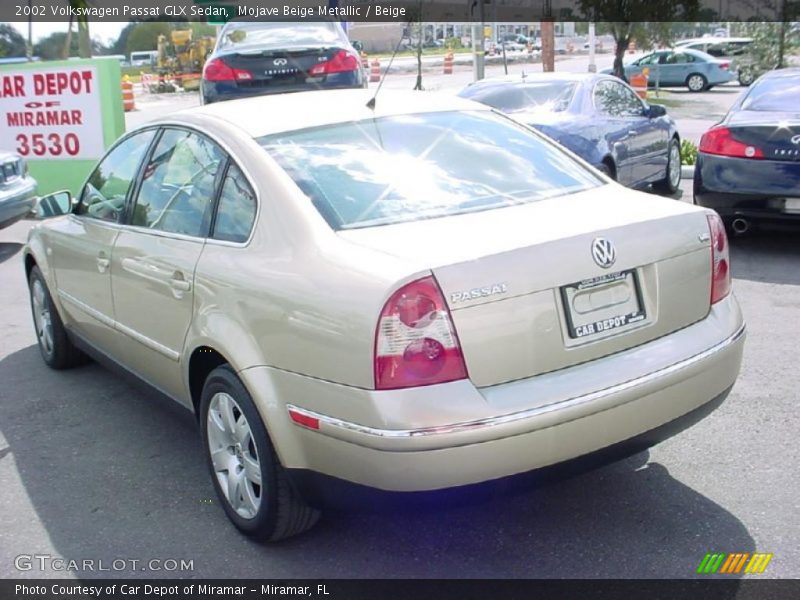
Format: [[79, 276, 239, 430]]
[[458, 73, 682, 193], [694, 68, 800, 234], [200, 21, 365, 105]]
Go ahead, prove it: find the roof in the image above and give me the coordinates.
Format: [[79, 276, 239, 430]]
[[171, 89, 490, 138]]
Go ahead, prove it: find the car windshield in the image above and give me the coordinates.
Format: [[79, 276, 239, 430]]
[[460, 81, 577, 113], [258, 110, 602, 230], [741, 76, 800, 112], [219, 22, 341, 50]]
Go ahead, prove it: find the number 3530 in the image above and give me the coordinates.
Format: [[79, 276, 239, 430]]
[[16, 133, 80, 157]]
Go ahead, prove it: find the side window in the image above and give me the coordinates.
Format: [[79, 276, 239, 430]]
[[78, 130, 155, 222], [212, 163, 257, 243], [132, 128, 224, 237], [668, 52, 694, 64], [638, 54, 659, 65], [594, 81, 645, 118]]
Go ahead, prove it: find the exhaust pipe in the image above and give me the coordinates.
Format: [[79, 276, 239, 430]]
[[731, 218, 750, 235]]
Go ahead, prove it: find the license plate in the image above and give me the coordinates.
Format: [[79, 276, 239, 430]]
[[561, 270, 646, 340], [784, 199, 800, 213]]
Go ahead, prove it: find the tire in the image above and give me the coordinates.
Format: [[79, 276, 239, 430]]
[[653, 138, 681, 195], [686, 73, 707, 92], [28, 266, 88, 369], [738, 71, 755, 86], [200, 365, 320, 542]]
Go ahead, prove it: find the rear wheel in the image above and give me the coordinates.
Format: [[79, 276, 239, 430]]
[[686, 73, 707, 92], [28, 266, 87, 369], [200, 365, 319, 542], [738, 70, 755, 86], [653, 138, 681, 195]]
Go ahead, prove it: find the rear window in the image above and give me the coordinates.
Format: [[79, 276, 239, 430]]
[[741, 76, 800, 112], [219, 22, 342, 50], [460, 81, 577, 113], [258, 110, 602, 230]]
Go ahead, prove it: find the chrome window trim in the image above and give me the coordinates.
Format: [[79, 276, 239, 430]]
[[287, 323, 746, 442]]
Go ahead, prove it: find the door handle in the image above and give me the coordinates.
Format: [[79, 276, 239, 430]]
[[96, 255, 110, 273], [170, 279, 191, 292], [627, 130, 638, 135]]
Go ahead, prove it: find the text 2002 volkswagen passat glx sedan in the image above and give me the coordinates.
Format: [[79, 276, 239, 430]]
[[24, 90, 745, 541]]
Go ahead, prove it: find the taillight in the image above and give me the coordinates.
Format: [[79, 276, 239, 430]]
[[308, 50, 360, 77], [699, 127, 763, 159], [374, 276, 468, 390], [719, 62, 730, 70], [202, 58, 253, 82], [707, 213, 732, 304]]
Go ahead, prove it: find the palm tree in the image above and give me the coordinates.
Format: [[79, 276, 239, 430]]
[[62, 0, 92, 59]]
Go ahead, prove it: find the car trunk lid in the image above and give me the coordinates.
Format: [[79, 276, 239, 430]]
[[219, 46, 350, 91], [339, 186, 713, 387]]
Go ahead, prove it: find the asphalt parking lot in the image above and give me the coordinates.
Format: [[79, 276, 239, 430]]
[[1, 62, 798, 580]]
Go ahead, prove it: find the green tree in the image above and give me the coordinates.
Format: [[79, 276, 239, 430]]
[[0, 23, 27, 58], [125, 22, 173, 55], [581, 0, 700, 79]]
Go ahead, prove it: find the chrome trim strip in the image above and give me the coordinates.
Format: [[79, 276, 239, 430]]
[[287, 323, 746, 440], [58, 290, 115, 329], [57, 290, 180, 362]]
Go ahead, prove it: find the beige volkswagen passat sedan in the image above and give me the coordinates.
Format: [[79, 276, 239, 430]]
[[24, 90, 745, 541]]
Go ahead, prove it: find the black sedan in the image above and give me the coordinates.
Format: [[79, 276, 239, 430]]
[[694, 68, 800, 234], [458, 74, 682, 193], [200, 21, 365, 105]]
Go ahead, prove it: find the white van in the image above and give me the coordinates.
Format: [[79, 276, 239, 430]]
[[130, 50, 157, 67]]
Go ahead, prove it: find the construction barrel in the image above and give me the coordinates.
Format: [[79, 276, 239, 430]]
[[121, 76, 135, 112], [630, 72, 648, 99], [443, 52, 454, 75], [369, 58, 381, 83]]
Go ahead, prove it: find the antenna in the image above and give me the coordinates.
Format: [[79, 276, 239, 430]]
[[366, 22, 412, 110]]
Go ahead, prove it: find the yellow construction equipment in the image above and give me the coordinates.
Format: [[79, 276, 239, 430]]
[[153, 29, 216, 92]]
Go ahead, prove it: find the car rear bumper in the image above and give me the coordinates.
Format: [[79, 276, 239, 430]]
[[694, 154, 800, 221], [0, 176, 37, 228], [201, 72, 364, 104], [242, 295, 744, 492]]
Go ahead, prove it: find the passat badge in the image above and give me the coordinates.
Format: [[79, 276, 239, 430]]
[[450, 283, 507, 304], [591, 237, 616, 269]]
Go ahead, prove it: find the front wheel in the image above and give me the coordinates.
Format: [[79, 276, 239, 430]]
[[28, 266, 88, 369], [200, 365, 320, 542], [686, 73, 707, 92], [653, 138, 681, 195]]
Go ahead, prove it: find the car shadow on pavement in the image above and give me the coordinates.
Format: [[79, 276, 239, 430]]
[[0, 344, 754, 580], [0, 242, 23, 266], [729, 229, 800, 286]]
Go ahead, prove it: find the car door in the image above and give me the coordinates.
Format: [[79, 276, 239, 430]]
[[593, 79, 661, 186], [46, 130, 156, 354], [659, 51, 693, 85], [110, 127, 225, 402]]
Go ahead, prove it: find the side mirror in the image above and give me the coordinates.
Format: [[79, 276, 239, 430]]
[[647, 103, 667, 118], [35, 190, 74, 219]]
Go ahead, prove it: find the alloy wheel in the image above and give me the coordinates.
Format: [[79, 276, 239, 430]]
[[206, 392, 262, 519], [31, 279, 54, 358], [688, 75, 705, 92], [669, 143, 681, 189]]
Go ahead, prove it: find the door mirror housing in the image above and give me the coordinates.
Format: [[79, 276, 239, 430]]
[[35, 190, 74, 219], [647, 103, 667, 118]]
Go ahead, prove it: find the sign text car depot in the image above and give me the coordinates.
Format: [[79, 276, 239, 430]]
[[0, 66, 103, 159]]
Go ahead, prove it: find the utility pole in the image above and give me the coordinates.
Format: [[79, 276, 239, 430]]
[[588, 22, 596, 73], [472, 0, 485, 81], [541, 0, 554, 73], [26, 0, 33, 61]]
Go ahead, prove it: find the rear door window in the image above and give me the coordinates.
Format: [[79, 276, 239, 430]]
[[131, 129, 224, 237]]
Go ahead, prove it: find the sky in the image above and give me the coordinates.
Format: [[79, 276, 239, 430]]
[[9, 21, 127, 46]]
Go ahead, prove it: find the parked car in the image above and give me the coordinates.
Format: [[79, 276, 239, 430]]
[[25, 89, 744, 541], [129, 50, 157, 67], [200, 21, 365, 105], [459, 73, 682, 193], [0, 152, 37, 230], [694, 68, 800, 234], [674, 37, 755, 85], [607, 48, 736, 91]]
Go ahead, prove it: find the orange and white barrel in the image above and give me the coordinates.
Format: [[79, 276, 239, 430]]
[[630, 72, 648, 99], [121, 77, 135, 112], [369, 59, 381, 83], [443, 52, 454, 75]]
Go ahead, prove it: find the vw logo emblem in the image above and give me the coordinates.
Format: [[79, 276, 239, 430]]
[[591, 237, 617, 269], [273, 58, 288, 66], [791, 134, 800, 145]]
